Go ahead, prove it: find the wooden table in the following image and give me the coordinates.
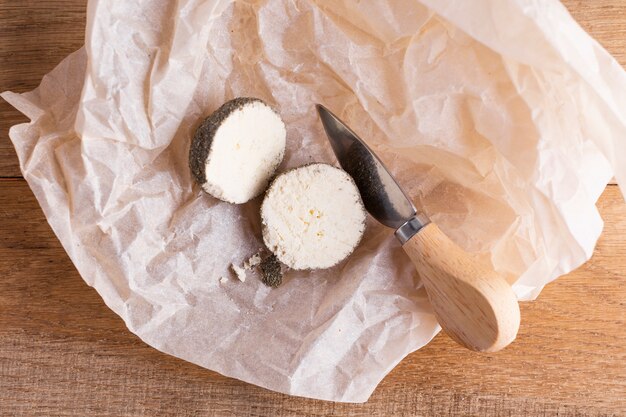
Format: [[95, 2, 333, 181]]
[[1, 1, 625, 416]]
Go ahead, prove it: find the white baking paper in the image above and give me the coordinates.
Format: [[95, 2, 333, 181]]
[[3, 0, 625, 403]]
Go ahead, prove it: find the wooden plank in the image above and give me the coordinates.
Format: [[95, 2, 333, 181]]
[[0, 0, 625, 180], [0, 0, 87, 177], [1, 178, 624, 416]]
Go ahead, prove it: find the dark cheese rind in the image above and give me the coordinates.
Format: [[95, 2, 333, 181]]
[[260, 254, 283, 288]]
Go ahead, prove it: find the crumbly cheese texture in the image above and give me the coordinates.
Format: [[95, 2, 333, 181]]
[[203, 101, 286, 204], [261, 164, 366, 270]]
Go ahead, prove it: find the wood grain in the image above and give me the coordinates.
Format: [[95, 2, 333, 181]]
[[1, 1, 626, 416], [0, 0, 87, 177], [0, 0, 625, 178], [403, 222, 520, 352], [1, 180, 625, 416]]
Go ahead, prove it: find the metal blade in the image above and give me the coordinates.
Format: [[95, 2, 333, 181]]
[[316, 104, 417, 230]]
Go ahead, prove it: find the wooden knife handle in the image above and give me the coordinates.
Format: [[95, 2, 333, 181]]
[[402, 223, 520, 352]]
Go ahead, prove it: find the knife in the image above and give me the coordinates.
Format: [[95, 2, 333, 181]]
[[316, 104, 520, 352]]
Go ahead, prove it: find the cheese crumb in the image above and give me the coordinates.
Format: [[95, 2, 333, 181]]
[[260, 255, 283, 288], [231, 264, 247, 282], [219, 276, 228, 284], [244, 252, 262, 269]]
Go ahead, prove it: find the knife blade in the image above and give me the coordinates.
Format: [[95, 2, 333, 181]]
[[316, 104, 521, 353], [316, 104, 429, 244]]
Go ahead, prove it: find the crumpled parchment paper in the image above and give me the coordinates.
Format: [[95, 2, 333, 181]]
[[3, 0, 626, 403]]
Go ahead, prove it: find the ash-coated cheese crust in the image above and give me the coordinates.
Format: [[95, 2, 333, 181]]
[[261, 163, 366, 270], [189, 97, 286, 204]]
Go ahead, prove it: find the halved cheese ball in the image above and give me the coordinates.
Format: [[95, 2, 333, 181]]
[[189, 97, 286, 204], [261, 163, 366, 270]]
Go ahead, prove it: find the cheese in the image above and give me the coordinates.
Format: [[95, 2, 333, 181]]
[[189, 98, 286, 204], [231, 264, 247, 282], [261, 163, 366, 270], [244, 252, 262, 269]]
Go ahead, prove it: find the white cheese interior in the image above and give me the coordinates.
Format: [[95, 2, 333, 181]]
[[203, 101, 286, 204], [261, 164, 366, 270]]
